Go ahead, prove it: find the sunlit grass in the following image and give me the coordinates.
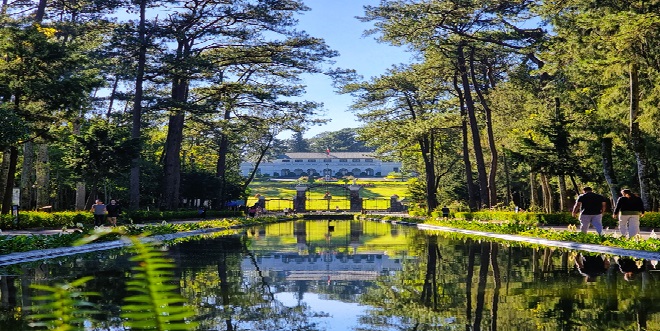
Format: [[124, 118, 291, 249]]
[[246, 178, 409, 210]]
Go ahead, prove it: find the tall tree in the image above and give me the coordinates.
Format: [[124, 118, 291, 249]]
[[289, 131, 309, 152], [362, 0, 546, 210], [308, 128, 373, 153], [0, 21, 100, 214], [158, 0, 334, 210], [344, 64, 457, 212]]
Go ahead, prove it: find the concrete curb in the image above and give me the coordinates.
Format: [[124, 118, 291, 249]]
[[0, 226, 239, 267], [416, 223, 660, 260]]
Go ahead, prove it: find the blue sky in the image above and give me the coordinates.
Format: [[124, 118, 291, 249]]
[[291, 0, 415, 139]]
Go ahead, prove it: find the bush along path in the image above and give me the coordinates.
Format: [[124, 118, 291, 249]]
[[0, 216, 291, 263], [360, 214, 660, 254]]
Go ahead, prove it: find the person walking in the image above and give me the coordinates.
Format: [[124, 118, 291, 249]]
[[106, 199, 121, 227], [572, 187, 608, 235], [613, 189, 645, 238], [91, 199, 107, 227], [441, 206, 450, 219]]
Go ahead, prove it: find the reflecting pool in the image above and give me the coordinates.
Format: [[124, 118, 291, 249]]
[[2, 220, 660, 330]]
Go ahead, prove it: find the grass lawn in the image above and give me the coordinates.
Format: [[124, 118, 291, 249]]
[[246, 178, 410, 209]]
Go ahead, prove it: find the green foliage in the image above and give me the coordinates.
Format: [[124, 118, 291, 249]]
[[0, 210, 241, 230], [453, 211, 577, 226], [180, 169, 221, 203], [122, 237, 198, 330], [63, 120, 138, 185], [0, 105, 28, 148], [307, 128, 373, 152], [25, 229, 202, 331], [0, 211, 93, 230], [0, 233, 83, 255], [0, 217, 281, 255], [28, 276, 98, 331], [288, 131, 310, 152]]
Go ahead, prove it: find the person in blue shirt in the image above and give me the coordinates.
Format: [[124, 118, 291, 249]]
[[90, 200, 107, 227]]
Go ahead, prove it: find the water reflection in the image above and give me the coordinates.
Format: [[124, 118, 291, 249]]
[[1, 220, 660, 330]]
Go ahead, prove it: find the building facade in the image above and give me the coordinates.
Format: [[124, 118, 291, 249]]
[[240, 152, 401, 178]]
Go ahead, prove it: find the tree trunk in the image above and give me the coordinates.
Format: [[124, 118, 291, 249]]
[[1, 147, 17, 214], [569, 175, 580, 195], [629, 63, 652, 209], [529, 171, 538, 211], [502, 146, 512, 206], [490, 243, 501, 331], [1, 0, 8, 15], [85, 182, 98, 210], [465, 240, 475, 325], [35, 0, 46, 22], [75, 182, 86, 210], [469, 48, 498, 208], [239, 135, 273, 194], [36, 143, 49, 208], [540, 173, 553, 213], [162, 112, 184, 210], [558, 175, 569, 212], [216, 107, 232, 210], [20, 141, 34, 210], [457, 43, 489, 209], [601, 137, 619, 204], [473, 242, 490, 331], [129, 0, 147, 211], [218, 253, 235, 331], [420, 235, 439, 308], [453, 74, 478, 211], [106, 75, 120, 118], [0, 148, 10, 207], [161, 33, 191, 211], [420, 133, 439, 213]]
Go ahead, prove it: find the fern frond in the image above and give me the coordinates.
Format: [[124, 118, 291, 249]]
[[28, 276, 99, 331], [121, 236, 198, 331]]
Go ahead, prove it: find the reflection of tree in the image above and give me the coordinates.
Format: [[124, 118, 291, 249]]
[[174, 236, 325, 331], [357, 230, 660, 331], [9, 224, 660, 330], [490, 243, 501, 331], [420, 235, 441, 308], [357, 233, 459, 330], [473, 242, 489, 331]]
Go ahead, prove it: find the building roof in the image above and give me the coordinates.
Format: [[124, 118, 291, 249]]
[[279, 152, 377, 159]]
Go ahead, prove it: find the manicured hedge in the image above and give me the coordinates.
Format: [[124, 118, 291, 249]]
[[452, 211, 578, 225], [450, 211, 660, 229], [0, 210, 242, 230]]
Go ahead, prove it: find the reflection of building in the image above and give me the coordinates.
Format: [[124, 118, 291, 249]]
[[239, 152, 401, 178], [241, 252, 406, 281], [244, 220, 413, 281]]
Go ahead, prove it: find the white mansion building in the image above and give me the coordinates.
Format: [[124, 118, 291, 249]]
[[240, 152, 402, 178]]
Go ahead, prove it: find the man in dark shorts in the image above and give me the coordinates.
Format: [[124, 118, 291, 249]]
[[572, 187, 608, 235]]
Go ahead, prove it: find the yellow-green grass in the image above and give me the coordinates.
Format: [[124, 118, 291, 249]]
[[248, 221, 410, 254], [247, 179, 409, 210]]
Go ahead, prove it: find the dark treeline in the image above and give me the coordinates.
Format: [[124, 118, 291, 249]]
[[341, 0, 660, 213], [1, 1, 660, 214], [0, 0, 343, 212]]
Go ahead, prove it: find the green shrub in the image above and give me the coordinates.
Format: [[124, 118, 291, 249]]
[[641, 212, 660, 228], [0, 210, 242, 230], [452, 211, 580, 226]]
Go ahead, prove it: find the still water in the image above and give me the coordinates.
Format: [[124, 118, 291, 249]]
[[1, 220, 660, 330]]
